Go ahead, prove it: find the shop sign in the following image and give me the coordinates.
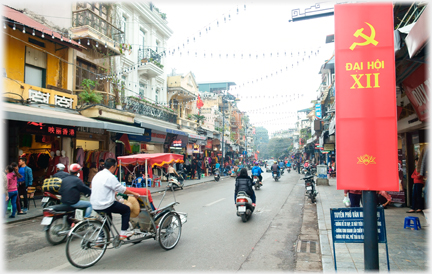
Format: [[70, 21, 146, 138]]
[[402, 64, 429, 122], [189, 134, 206, 140], [206, 139, 213, 149], [166, 129, 188, 136], [187, 144, 193, 155], [324, 143, 335, 151], [315, 104, 322, 118], [193, 144, 200, 153], [151, 130, 166, 143], [335, 3, 398, 191], [26, 122, 76, 137], [77, 127, 104, 134], [172, 140, 182, 147]]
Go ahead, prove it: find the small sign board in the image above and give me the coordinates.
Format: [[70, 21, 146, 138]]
[[330, 207, 389, 271]]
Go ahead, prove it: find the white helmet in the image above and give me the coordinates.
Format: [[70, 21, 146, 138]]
[[56, 163, 65, 171]]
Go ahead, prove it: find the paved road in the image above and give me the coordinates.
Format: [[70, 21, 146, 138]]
[[5, 170, 316, 271]]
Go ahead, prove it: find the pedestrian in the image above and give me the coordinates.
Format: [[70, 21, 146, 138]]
[[11, 162, 26, 215], [87, 163, 98, 188], [191, 160, 197, 180], [407, 157, 425, 213], [17, 157, 33, 212], [344, 189, 362, 207], [197, 158, 203, 180], [3, 168, 8, 216], [6, 165, 25, 218], [297, 158, 301, 174], [377, 191, 392, 209], [98, 159, 105, 171]]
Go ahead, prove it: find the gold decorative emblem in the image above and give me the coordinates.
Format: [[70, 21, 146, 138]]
[[357, 154, 376, 165], [350, 22, 379, 51]]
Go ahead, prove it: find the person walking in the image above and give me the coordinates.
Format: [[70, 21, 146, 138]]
[[344, 189, 362, 207], [191, 160, 197, 180], [17, 157, 33, 212], [197, 158, 203, 180], [11, 162, 26, 216], [297, 158, 301, 174]]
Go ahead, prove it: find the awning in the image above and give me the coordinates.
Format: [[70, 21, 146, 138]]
[[4, 103, 144, 135], [134, 116, 187, 136], [405, 5, 429, 58], [3, 5, 85, 50]]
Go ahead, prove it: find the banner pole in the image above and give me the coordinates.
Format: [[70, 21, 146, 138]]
[[363, 190, 379, 270]]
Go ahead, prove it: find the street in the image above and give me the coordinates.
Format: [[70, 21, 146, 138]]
[[4, 170, 319, 271]]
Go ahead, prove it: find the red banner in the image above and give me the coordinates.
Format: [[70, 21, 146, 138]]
[[402, 64, 429, 122], [335, 3, 398, 191]]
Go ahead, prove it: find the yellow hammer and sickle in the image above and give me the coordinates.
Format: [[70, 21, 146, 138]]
[[349, 22, 379, 51]]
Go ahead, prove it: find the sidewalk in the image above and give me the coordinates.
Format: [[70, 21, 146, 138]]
[[317, 178, 428, 272], [3, 174, 222, 224]]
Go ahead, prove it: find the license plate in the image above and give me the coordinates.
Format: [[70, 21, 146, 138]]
[[238, 206, 246, 213], [306, 186, 312, 191], [75, 209, 84, 221], [41, 217, 53, 225], [41, 197, 49, 203]]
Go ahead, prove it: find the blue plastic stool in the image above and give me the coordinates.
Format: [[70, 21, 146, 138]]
[[404, 216, 421, 230]]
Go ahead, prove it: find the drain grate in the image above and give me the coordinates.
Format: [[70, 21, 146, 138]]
[[296, 240, 318, 253]]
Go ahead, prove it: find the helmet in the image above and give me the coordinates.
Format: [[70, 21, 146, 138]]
[[274, 161, 277, 164], [69, 163, 82, 173], [56, 163, 65, 171], [254, 161, 258, 165]]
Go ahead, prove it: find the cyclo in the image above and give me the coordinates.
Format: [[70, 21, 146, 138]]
[[65, 153, 188, 268]]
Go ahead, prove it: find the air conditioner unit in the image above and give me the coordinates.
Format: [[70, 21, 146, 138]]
[[331, 74, 335, 83]]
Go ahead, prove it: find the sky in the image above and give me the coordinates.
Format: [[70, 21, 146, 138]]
[[155, 0, 336, 136]]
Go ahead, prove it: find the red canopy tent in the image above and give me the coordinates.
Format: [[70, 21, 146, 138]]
[[117, 153, 184, 180]]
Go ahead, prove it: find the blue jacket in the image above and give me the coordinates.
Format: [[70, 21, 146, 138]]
[[251, 166, 262, 176], [18, 166, 33, 187], [286, 162, 291, 167], [278, 162, 284, 168]]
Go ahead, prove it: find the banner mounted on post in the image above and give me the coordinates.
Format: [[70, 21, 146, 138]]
[[335, 3, 398, 191]]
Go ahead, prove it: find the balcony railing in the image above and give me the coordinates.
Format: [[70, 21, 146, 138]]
[[123, 96, 177, 123], [138, 46, 163, 64], [178, 117, 198, 131], [72, 9, 123, 44]]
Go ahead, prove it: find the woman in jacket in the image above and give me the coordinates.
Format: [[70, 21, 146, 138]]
[[234, 168, 256, 206], [407, 158, 425, 213], [6, 165, 20, 218]]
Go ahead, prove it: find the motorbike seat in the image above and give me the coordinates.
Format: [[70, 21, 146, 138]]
[[237, 191, 250, 198], [302, 175, 314, 180], [46, 204, 76, 213]]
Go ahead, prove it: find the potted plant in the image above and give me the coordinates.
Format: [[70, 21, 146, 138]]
[[187, 114, 192, 120], [111, 78, 125, 109], [78, 79, 103, 105]]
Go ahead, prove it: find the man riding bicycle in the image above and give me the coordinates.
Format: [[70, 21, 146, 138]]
[[251, 162, 263, 186], [90, 158, 140, 240]]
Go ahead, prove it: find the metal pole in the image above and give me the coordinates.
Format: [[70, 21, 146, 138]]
[[245, 123, 247, 160], [221, 96, 225, 169], [363, 190, 379, 271]]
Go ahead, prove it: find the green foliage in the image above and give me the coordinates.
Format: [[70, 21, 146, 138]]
[[79, 79, 103, 104], [193, 114, 205, 123], [187, 114, 192, 120], [259, 137, 293, 160]]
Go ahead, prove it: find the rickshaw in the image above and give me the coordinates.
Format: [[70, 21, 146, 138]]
[[65, 153, 188, 269]]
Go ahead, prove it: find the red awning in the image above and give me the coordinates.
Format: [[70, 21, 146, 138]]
[[117, 153, 184, 167], [3, 5, 85, 50]]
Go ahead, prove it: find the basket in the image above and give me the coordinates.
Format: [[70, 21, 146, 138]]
[[42, 177, 62, 193]]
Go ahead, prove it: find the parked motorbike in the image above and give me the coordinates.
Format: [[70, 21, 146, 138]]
[[214, 169, 220, 182], [168, 174, 184, 190], [252, 175, 262, 190], [41, 191, 61, 208], [310, 165, 317, 176], [272, 171, 280, 181], [236, 191, 255, 222], [301, 175, 318, 203], [41, 204, 86, 245]]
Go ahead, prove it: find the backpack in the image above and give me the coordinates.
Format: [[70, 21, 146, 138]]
[[42, 177, 63, 193]]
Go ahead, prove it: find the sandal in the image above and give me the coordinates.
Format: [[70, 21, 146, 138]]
[[416, 209, 423, 213], [406, 210, 416, 213]]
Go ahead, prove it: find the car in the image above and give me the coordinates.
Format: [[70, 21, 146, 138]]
[[266, 160, 274, 172]]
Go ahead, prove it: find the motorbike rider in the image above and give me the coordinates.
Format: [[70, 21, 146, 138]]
[[58, 164, 93, 218], [167, 163, 183, 183], [304, 160, 310, 168], [286, 161, 292, 169], [53, 163, 69, 179], [251, 161, 263, 185], [90, 158, 140, 240], [234, 168, 256, 207], [271, 161, 280, 178]]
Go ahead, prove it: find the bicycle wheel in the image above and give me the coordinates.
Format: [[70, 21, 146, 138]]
[[45, 217, 69, 245], [158, 212, 181, 250], [65, 220, 110, 268]]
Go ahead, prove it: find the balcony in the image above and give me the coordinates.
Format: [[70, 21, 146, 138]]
[[3, 78, 77, 109], [71, 8, 123, 55], [123, 96, 177, 124], [178, 117, 199, 131]]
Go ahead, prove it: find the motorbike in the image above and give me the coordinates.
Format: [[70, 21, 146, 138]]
[[41, 191, 61, 208], [167, 174, 184, 190], [287, 166, 291, 173], [310, 165, 317, 176], [214, 169, 220, 182], [272, 170, 280, 181], [236, 191, 255, 222], [301, 175, 318, 203], [281, 167, 285, 175], [41, 204, 86, 245], [252, 175, 262, 190]]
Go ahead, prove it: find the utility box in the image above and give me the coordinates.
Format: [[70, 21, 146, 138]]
[[316, 164, 329, 186]]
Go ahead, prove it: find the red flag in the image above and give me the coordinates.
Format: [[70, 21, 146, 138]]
[[119, 134, 132, 154], [196, 95, 204, 109]]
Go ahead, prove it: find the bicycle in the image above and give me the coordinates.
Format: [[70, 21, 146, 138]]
[[65, 194, 187, 268]]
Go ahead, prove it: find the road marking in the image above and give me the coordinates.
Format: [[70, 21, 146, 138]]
[[205, 198, 225, 207]]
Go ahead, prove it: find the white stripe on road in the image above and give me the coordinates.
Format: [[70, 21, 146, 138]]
[[205, 198, 225, 207]]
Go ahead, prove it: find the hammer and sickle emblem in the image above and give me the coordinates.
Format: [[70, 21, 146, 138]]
[[349, 22, 379, 51]]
